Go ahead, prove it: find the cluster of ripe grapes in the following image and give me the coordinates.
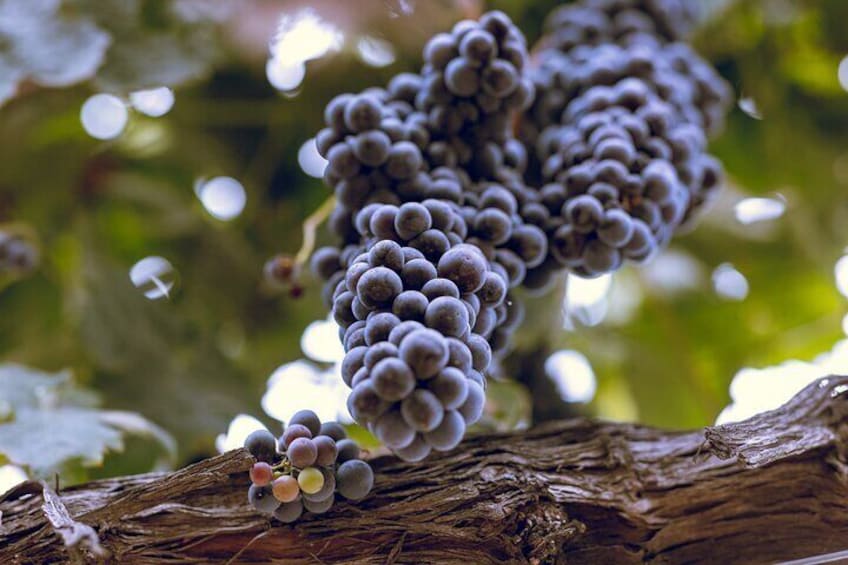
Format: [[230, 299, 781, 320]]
[[521, 0, 731, 278], [298, 0, 729, 468], [244, 410, 373, 522]]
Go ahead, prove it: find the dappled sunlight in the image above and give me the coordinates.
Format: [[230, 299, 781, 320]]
[[129, 256, 177, 301], [544, 350, 597, 404], [81, 93, 127, 140], [215, 414, 266, 454], [266, 8, 343, 93], [717, 340, 848, 424], [195, 177, 247, 221], [261, 360, 351, 426]]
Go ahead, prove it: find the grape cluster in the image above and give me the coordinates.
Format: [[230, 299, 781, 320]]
[[517, 0, 731, 278], [244, 410, 374, 522], [331, 242, 496, 460], [302, 3, 729, 462]]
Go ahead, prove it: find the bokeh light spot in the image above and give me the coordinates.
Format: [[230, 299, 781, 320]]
[[129, 256, 177, 300], [545, 350, 597, 403], [129, 87, 175, 117], [196, 177, 247, 221], [712, 263, 749, 301], [298, 138, 328, 178], [81, 94, 128, 140]]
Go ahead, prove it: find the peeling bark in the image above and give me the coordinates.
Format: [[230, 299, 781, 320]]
[[2, 376, 848, 564]]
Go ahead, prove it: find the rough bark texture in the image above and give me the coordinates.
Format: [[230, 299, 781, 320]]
[[2, 376, 848, 564]]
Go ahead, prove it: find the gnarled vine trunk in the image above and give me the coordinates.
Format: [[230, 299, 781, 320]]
[[2, 376, 848, 564]]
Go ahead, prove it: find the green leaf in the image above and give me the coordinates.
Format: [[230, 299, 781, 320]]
[[0, 407, 125, 477], [0, 363, 96, 413], [0, 363, 175, 480]]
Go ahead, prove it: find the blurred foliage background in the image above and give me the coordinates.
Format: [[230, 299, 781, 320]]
[[2, 0, 848, 485]]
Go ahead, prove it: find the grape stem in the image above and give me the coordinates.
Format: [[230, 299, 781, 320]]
[[294, 195, 337, 267]]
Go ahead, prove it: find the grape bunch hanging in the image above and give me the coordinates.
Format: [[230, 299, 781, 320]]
[[248, 0, 732, 520]]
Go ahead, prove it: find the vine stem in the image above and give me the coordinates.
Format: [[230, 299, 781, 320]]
[[294, 195, 337, 268]]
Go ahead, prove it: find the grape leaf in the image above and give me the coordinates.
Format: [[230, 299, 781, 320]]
[[0, 363, 175, 480]]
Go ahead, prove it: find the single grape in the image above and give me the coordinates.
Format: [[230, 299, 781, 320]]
[[302, 468, 336, 501], [392, 290, 429, 322], [287, 437, 318, 468], [446, 337, 473, 374], [310, 247, 341, 281], [375, 409, 417, 449], [394, 433, 432, 462], [336, 460, 375, 501], [369, 205, 400, 240], [281, 424, 312, 450], [459, 29, 496, 64], [388, 320, 425, 346], [409, 229, 451, 261], [477, 271, 507, 306], [341, 346, 367, 386], [348, 381, 388, 422], [364, 341, 400, 369], [372, 357, 416, 401], [344, 94, 383, 133], [314, 435, 338, 466], [357, 266, 403, 308], [368, 240, 405, 271], [474, 208, 512, 246], [288, 410, 322, 437], [401, 258, 438, 291], [424, 296, 470, 338], [298, 467, 326, 495], [421, 278, 461, 300], [271, 475, 300, 503], [319, 421, 347, 442], [351, 366, 370, 387], [303, 493, 335, 514], [399, 328, 449, 380], [326, 143, 361, 179], [424, 409, 466, 451], [401, 389, 445, 432], [336, 439, 361, 464], [248, 484, 282, 513], [445, 58, 480, 97], [365, 311, 401, 345], [428, 367, 469, 410], [466, 333, 492, 373], [437, 244, 488, 294], [244, 429, 277, 463], [459, 380, 485, 425], [274, 499, 304, 523], [249, 461, 274, 487], [384, 141, 423, 180], [352, 130, 392, 167], [394, 202, 433, 241]]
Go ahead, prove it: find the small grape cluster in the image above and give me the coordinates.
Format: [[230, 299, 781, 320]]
[[244, 410, 373, 523]]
